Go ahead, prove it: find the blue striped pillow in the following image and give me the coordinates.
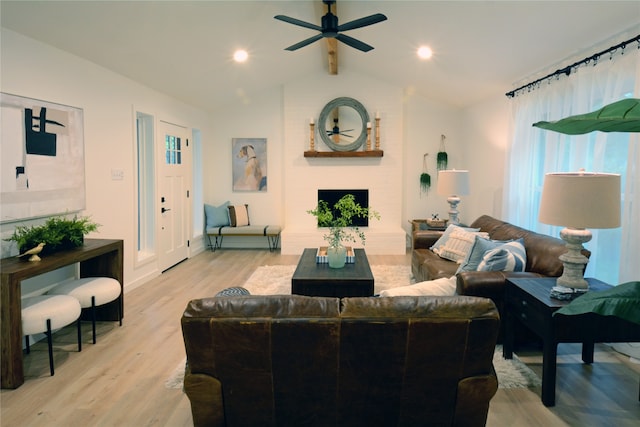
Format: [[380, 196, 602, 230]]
[[477, 239, 526, 272]]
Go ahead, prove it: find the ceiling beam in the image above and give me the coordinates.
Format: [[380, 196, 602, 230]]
[[326, 38, 338, 75]]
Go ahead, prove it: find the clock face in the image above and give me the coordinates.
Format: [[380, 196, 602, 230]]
[[318, 97, 369, 152]]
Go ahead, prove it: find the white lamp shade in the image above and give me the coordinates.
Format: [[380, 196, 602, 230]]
[[538, 172, 621, 229], [437, 170, 470, 196]]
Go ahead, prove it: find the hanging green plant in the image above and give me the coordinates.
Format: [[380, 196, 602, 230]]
[[437, 134, 448, 170], [420, 153, 431, 194]]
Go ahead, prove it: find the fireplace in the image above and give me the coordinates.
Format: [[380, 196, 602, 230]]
[[317, 189, 369, 227]]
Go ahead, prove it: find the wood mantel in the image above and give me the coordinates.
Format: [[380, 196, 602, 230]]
[[304, 150, 383, 158]]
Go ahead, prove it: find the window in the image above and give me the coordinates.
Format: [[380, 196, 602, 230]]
[[136, 111, 156, 262], [506, 50, 638, 283], [165, 135, 182, 165]]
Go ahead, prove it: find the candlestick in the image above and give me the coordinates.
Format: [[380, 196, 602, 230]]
[[375, 117, 381, 150], [366, 126, 371, 151], [309, 122, 315, 151]]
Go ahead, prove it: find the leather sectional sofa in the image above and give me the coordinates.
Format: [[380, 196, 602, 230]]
[[412, 215, 590, 331], [182, 294, 500, 427]]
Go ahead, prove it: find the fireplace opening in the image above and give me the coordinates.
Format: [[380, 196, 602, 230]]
[[317, 189, 369, 227]]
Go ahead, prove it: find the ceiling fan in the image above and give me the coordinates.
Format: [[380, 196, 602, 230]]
[[275, 0, 387, 52]]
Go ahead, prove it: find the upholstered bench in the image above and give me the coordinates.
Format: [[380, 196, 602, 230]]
[[204, 202, 280, 252]]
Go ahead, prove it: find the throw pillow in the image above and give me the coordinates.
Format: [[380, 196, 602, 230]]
[[205, 201, 230, 228], [379, 276, 457, 297], [477, 239, 527, 272], [430, 224, 480, 252], [228, 204, 250, 227], [434, 228, 488, 264], [457, 235, 512, 273]]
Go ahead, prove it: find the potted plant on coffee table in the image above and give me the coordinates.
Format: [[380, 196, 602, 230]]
[[307, 194, 380, 268]]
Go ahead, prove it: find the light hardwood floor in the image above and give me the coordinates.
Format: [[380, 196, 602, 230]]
[[1, 249, 638, 426]]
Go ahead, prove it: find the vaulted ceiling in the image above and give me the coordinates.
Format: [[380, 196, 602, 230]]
[[2, 1, 639, 112]]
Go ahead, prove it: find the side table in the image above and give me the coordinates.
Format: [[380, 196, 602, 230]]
[[504, 277, 640, 407]]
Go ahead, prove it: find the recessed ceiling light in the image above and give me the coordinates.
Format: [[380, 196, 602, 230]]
[[417, 46, 433, 60], [233, 49, 248, 63]]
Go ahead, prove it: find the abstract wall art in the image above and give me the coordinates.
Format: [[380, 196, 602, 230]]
[[1, 93, 85, 223]]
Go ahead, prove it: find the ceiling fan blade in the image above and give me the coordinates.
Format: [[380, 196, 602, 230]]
[[337, 13, 387, 32], [274, 15, 322, 32], [284, 34, 323, 51], [335, 34, 374, 52]]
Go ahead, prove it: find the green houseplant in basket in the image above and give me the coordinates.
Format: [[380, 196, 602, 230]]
[[6, 215, 100, 257], [307, 194, 380, 268]]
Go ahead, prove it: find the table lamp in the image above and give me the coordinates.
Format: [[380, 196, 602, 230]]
[[538, 171, 620, 289], [437, 170, 470, 225]]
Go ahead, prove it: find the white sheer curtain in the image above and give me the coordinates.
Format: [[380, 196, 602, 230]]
[[504, 48, 640, 284]]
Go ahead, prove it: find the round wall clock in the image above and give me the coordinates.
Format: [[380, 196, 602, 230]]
[[318, 97, 370, 152]]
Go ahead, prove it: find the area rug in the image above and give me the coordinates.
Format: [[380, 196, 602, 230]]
[[242, 264, 414, 295], [166, 346, 540, 390]]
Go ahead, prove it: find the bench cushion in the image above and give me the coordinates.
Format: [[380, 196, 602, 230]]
[[206, 225, 281, 236]]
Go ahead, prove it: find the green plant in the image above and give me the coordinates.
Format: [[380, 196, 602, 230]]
[[6, 215, 100, 255], [307, 194, 380, 247]]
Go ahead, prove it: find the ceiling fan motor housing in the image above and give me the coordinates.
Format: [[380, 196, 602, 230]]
[[322, 13, 339, 37]]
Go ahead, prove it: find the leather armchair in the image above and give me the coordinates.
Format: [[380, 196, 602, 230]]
[[182, 294, 500, 427]]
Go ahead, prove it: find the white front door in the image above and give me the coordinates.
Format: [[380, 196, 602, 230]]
[[158, 121, 190, 271]]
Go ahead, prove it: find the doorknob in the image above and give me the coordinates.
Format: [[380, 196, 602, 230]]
[[161, 207, 171, 213]]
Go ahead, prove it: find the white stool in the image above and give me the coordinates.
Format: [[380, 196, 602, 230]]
[[48, 277, 121, 348], [22, 295, 82, 376]]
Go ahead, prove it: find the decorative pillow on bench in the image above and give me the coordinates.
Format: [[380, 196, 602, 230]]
[[205, 201, 230, 228], [228, 204, 250, 227]]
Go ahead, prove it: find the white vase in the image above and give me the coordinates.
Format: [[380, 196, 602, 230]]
[[327, 244, 347, 269]]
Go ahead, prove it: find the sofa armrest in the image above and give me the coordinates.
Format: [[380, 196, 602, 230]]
[[413, 230, 442, 250], [457, 271, 544, 299], [184, 365, 225, 427], [453, 371, 498, 427]]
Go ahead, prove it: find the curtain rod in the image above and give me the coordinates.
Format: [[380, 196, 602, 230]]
[[505, 34, 640, 98]]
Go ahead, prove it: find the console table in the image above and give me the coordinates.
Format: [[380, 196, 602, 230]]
[[1, 238, 123, 389]]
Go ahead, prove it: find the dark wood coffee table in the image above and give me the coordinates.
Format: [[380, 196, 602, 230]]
[[291, 248, 374, 297], [504, 277, 640, 407]]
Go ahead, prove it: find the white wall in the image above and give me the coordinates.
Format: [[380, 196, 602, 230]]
[[461, 95, 511, 223], [0, 29, 212, 291], [202, 68, 512, 253]]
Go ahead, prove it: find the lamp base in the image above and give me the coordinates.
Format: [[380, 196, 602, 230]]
[[556, 227, 591, 290], [446, 196, 461, 225]]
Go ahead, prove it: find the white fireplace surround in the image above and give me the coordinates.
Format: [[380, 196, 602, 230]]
[[280, 75, 406, 255]]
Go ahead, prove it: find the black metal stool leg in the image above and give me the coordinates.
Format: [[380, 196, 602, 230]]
[[46, 319, 54, 376], [25, 335, 30, 354], [77, 317, 82, 352], [91, 296, 97, 344]]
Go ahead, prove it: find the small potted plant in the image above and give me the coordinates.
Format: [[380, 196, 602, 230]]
[[6, 214, 100, 258], [307, 194, 380, 268]]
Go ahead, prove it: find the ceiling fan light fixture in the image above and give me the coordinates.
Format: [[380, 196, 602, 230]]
[[275, 0, 387, 52], [417, 46, 433, 60], [233, 49, 249, 63]]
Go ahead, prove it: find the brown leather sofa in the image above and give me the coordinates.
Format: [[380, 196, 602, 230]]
[[182, 294, 500, 427], [412, 215, 590, 330]]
